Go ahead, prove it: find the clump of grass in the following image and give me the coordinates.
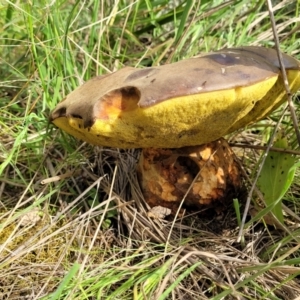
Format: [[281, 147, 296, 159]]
[[1, 0, 300, 299]]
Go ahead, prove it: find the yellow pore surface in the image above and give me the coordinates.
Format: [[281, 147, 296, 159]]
[[53, 76, 284, 148]]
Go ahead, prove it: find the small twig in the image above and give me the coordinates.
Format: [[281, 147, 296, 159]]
[[267, 0, 300, 147], [165, 144, 221, 252], [229, 143, 300, 156], [237, 104, 288, 242]]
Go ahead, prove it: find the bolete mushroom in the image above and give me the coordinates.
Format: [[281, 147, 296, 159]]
[[50, 47, 300, 215]]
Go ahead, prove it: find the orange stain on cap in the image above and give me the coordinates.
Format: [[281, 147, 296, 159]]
[[95, 88, 140, 121]]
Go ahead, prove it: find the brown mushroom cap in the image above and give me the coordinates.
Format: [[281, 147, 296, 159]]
[[50, 47, 300, 148]]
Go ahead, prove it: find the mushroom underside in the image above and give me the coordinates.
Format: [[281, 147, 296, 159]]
[[50, 46, 300, 149]]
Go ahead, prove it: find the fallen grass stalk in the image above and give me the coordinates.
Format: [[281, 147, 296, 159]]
[[1, 0, 300, 299]]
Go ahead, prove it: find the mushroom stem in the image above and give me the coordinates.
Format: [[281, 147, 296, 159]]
[[137, 138, 243, 216]]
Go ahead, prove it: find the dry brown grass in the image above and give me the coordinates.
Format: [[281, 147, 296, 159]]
[[1, 0, 300, 299]]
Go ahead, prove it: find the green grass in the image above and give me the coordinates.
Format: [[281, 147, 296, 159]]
[[1, 0, 300, 299]]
